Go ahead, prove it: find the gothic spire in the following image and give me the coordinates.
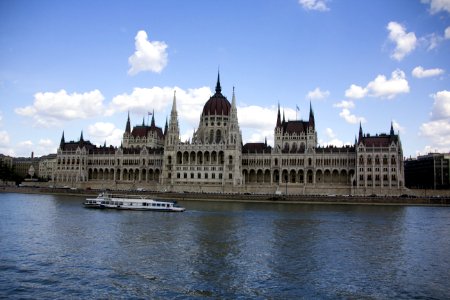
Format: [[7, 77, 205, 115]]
[[125, 111, 131, 133], [358, 122, 363, 142], [390, 121, 394, 136], [171, 90, 177, 113], [164, 117, 168, 135], [309, 101, 315, 128], [283, 110, 286, 124], [231, 86, 236, 108], [276, 103, 282, 128], [215, 71, 222, 94], [60, 131, 65, 149], [151, 109, 155, 127], [80, 130, 84, 142]]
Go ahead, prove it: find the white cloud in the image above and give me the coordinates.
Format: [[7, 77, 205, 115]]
[[345, 69, 409, 100], [0, 130, 10, 147], [422, 0, 450, 14], [237, 105, 296, 145], [445, 26, 450, 39], [392, 120, 405, 133], [87, 122, 124, 147], [128, 30, 168, 75], [419, 90, 450, 155], [423, 32, 444, 50], [318, 128, 350, 147], [298, 0, 329, 11], [307, 87, 330, 100], [334, 100, 355, 109], [366, 69, 410, 99], [386, 21, 417, 61], [109, 86, 212, 127], [430, 90, 450, 120], [412, 66, 445, 78], [15, 89, 106, 127], [345, 84, 367, 99], [419, 119, 450, 152], [339, 108, 366, 124]]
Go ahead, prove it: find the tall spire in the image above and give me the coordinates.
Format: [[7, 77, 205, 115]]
[[231, 86, 236, 108], [60, 131, 65, 149], [358, 122, 363, 142], [309, 101, 315, 128], [283, 110, 286, 123], [151, 109, 155, 127], [125, 111, 131, 133], [171, 90, 177, 113], [276, 103, 281, 127], [80, 130, 84, 142], [390, 121, 394, 136], [215, 71, 222, 94], [164, 117, 168, 135], [142, 117, 145, 126]]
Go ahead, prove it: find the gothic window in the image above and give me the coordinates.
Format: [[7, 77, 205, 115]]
[[216, 130, 221, 143], [209, 130, 214, 144]]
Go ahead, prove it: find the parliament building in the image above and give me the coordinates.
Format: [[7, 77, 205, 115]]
[[54, 75, 405, 195]]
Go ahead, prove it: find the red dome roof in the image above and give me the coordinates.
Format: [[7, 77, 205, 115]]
[[202, 73, 231, 116], [202, 93, 231, 116]]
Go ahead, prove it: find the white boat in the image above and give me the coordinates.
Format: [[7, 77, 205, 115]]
[[84, 192, 185, 212]]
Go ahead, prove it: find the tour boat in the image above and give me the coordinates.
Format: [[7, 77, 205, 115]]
[[84, 192, 185, 212]]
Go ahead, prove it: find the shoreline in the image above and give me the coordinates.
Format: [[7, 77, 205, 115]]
[[1, 186, 449, 206]]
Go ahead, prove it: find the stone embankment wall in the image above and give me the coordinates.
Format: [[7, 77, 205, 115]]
[[2, 185, 449, 206]]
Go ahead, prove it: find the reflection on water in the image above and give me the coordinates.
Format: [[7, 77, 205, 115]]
[[0, 193, 449, 298]]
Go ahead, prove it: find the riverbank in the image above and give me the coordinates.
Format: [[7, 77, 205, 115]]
[[1, 186, 449, 206]]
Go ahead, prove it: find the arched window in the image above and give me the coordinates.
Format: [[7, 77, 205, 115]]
[[216, 130, 221, 143]]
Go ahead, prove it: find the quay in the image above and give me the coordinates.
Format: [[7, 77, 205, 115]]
[[1, 186, 449, 206]]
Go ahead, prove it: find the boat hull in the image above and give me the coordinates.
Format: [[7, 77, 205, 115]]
[[84, 194, 185, 212]]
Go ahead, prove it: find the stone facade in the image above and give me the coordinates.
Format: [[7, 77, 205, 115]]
[[54, 74, 405, 195]]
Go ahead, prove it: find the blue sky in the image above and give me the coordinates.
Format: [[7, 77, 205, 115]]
[[0, 0, 449, 158]]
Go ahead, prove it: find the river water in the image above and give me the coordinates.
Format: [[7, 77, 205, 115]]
[[0, 193, 449, 299]]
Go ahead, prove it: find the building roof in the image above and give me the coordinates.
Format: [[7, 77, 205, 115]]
[[361, 134, 398, 147], [131, 125, 164, 139], [243, 142, 272, 153], [202, 73, 231, 116], [283, 120, 310, 135]]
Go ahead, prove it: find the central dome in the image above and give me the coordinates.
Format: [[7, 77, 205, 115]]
[[202, 74, 231, 116]]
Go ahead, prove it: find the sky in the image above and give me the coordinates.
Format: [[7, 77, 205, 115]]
[[0, 0, 449, 158]]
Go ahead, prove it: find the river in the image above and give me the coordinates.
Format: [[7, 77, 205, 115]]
[[0, 193, 449, 299]]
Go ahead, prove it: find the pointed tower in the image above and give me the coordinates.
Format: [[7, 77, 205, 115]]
[[59, 131, 65, 150], [282, 110, 286, 124], [164, 117, 168, 136], [227, 86, 241, 146], [276, 103, 282, 128], [123, 111, 132, 148], [215, 72, 222, 94], [390, 121, 395, 136], [125, 111, 131, 133], [80, 131, 84, 142], [166, 90, 180, 147], [309, 102, 315, 129], [358, 122, 363, 142], [151, 110, 155, 127]]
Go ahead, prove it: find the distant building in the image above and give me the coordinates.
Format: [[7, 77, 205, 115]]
[[13, 153, 40, 179], [39, 154, 57, 181], [405, 153, 450, 189], [54, 74, 405, 195], [0, 154, 13, 169]]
